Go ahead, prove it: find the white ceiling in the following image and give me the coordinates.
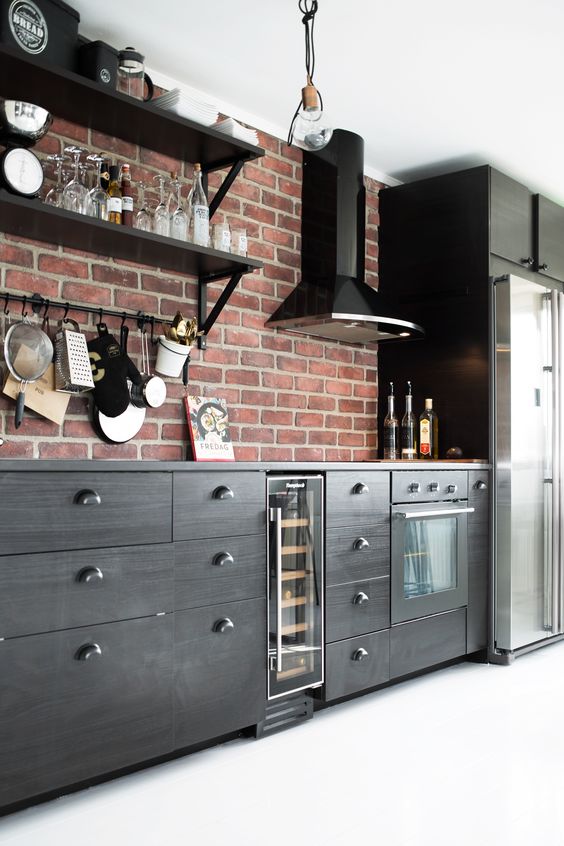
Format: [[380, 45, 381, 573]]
[[75, 0, 564, 201]]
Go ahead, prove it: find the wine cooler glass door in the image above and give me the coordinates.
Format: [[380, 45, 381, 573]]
[[268, 475, 324, 699]]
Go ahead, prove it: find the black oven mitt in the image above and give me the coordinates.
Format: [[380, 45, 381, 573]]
[[87, 331, 141, 417]]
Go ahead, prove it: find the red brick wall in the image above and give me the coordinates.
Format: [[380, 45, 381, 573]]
[[0, 115, 383, 461]]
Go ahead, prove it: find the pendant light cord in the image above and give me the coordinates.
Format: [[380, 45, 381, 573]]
[[287, 0, 323, 146]]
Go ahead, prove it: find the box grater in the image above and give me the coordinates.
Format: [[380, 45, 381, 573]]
[[54, 319, 94, 393]]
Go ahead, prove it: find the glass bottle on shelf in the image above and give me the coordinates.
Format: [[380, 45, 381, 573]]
[[106, 165, 123, 225], [401, 380, 417, 459], [121, 163, 133, 226], [188, 162, 209, 246], [419, 398, 439, 459], [383, 381, 399, 460]]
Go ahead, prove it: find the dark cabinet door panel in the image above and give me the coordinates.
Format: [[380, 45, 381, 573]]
[[390, 608, 466, 679], [490, 169, 533, 268], [173, 472, 265, 540], [326, 471, 390, 529], [0, 544, 173, 639], [536, 194, 564, 282], [174, 534, 265, 610], [326, 577, 390, 643], [326, 525, 389, 586], [467, 471, 490, 653], [0, 472, 172, 555], [174, 598, 266, 749], [0, 615, 173, 809], [323, 629, 390, 702]]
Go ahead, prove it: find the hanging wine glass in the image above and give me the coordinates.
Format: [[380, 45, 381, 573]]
[[86, 154, 109, 220], [152, 174, 170, 237], [44, 153, 70, 207], [169, 174, 188, 241], [134, 180, 152, 232], [79, 161, 94, 190], [62, 146, 89, 214]]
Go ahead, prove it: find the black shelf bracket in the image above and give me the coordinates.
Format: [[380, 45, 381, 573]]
[[198, 271, 244, 350], [206, 159, 245, 221]]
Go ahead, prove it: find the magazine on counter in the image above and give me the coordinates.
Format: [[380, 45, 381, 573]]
[[184, 395, 235, 461]]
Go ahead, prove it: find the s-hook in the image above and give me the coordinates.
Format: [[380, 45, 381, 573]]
[[3, 293, 9, 316], [21, 295, 28, 318], [63, 302, 70, 321], [150, 316, 156, 345]]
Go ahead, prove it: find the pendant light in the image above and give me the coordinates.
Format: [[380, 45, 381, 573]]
[[287, 0, 333, 151]]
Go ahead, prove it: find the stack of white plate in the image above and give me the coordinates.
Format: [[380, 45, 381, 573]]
[[214, 118, 259, 146], [151, 89, 219, 126]]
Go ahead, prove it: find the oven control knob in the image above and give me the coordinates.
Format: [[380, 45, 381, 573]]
[[428, 481, 440, 492], [446, 484, 458, 494], [408, 482, 421, 493]]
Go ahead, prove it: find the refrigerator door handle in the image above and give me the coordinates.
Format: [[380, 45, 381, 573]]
[[550, 292, 561, 634], [269, 506, 284, 673]]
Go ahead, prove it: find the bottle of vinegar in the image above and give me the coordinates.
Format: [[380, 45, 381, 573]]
[[383, 381, 399, 459], [401, 381, 417, 459], [419, 398, 439, 459], [188, 163, 209, 246]]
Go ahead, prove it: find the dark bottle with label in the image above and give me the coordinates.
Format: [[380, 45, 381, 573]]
[[106, 165, 122, 225], [401, 380, 417, 459], [383, 381, 399, 459], [419, 398, 439, 459], [100, 159, 111, 192], [120, 163, 133, 226]]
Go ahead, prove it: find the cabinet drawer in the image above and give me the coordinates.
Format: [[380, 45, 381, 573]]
[[175, 535, 265, 610], [323, 630, 390, 702], [390, 608, 467, 679], [174, 597, 265, 749], [0, 472, 172, 555], [0, 615, 173, 809], [173, 472, 265, 540], [326, 526, 389, 587], [0, 544, 173, 639], [326, 577, 390, 643], [326, 471, 389, 528]]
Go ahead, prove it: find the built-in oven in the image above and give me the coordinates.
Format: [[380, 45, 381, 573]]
[[391, 472, 473, 624]]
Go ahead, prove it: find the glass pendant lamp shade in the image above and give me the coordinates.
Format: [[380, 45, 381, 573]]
[[287, 0, 333, 152], [291, 79, 333, 151]]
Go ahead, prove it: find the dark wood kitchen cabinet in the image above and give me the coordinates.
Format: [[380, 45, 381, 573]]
[[379, 164, 564, 459]]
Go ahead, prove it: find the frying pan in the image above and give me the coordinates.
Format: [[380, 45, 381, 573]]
[[4, 319, 54, 428]]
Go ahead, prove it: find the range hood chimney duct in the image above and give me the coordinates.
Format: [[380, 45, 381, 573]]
[[266, 129, 424, 344]]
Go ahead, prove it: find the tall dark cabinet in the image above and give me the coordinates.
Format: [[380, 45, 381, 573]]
[[378, 164, 564, 460]]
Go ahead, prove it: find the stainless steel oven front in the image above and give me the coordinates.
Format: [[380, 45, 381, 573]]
[[391, 472, 472, 624]]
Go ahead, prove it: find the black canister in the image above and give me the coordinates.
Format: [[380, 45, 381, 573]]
[[78, 39, 119, 89], [0, 0, 80, 71]]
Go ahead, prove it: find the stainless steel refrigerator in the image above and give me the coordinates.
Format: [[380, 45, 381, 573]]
[[493, 274, 563, 658]]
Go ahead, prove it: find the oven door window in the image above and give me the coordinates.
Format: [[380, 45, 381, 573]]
[[404, 516, 457, 598]]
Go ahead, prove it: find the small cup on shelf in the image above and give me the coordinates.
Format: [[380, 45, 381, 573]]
[[212, 222, 231, 252], [231, 228, 247, 257]]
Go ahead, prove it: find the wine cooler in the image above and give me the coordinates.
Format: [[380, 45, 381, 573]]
[[267, 475, 324, 700]]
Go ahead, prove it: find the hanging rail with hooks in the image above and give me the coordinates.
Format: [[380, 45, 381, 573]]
[[1, 292, 176, 344]]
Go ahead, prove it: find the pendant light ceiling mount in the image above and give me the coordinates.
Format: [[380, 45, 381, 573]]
[[287, 0, 333, 152]]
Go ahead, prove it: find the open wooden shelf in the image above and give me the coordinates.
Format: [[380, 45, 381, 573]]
[[281, 518, 309, 527], [0, 191, 262, 281], [0, 45, 264, 171], [280, 570, 310, 581], [281, 545, 309, 556], [281, 622, 308, 635], [281, 596, 307, 608]]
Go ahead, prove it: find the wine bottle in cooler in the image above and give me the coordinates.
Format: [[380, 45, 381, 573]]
[[383, 381, 399, 459], [401, 380, 417, 459]]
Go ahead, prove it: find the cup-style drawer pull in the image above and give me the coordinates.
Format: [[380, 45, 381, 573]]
[[352, 647, 369, 662], [74, 489, 101, 506], [475, 480, 488, 491], [213, 617, 234, 634], [77, 567, 104, 584], [75, 643, 102, 661], [213, 552, 234, 567], [353, 482, 369, 495], [213, 485, 234, 500], [353, 591, 370, 606], [353, 537, 370, 551]]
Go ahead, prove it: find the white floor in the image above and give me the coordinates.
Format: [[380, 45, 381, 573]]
[[2, 643, 564, 846]]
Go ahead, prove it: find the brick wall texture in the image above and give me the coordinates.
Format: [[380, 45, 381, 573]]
[[0, 114, 384, 461]]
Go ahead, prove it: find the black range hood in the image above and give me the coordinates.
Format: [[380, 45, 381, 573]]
[[266, 130, 424, 344]]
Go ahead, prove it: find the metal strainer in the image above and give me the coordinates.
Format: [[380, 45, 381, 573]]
[[4, 318, 54, 428]]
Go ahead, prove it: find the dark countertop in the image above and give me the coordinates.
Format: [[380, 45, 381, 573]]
[[0, 459, 491, 472]]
